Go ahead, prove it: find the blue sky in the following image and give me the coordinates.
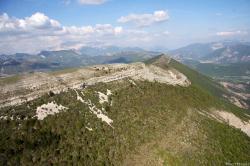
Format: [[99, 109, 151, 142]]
[[0, 0, 250, 53]]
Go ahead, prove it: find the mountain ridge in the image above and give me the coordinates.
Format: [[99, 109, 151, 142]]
[[0, 47, 160, 76], [1, 55, 250, 165]]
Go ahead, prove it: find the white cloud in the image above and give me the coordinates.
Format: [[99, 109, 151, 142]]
[[118, 10, 169, 27], [0, 12, 61, 37], [78, 0, 106, 5], [62, 26, 94, 35], [63, 0, 71, 5], [163, 31, 170, 35], [26, 12, 61, 28], [216, 30, 248, 36], [114, 26, 123, 35], [215, 13, 222, 16], [0, 12, 174, 54], [0, 12, 121, 37], [0, 12, 125, 54]]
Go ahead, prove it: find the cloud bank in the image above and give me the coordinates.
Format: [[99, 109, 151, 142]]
[[118, 10, 169, 27], [216, 30, 248, 36], [78, 0, 106, 5], [0, 12, 124, 54], [0, 11, 173, 54]]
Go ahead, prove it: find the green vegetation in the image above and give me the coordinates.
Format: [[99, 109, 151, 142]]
[[0, 55, 250, 165], [49, 67, 79, 76], [167, 58, 250, 118], [184, 60, 250, 83], [1, 79, 250, 165], [165, 58, 228, 98], [0, 75, 21, 86], [181, 59, 250, 110], [195, 62, 250, 78]]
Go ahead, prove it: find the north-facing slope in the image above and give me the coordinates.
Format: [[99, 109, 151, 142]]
[[0, 55, 250, 165]]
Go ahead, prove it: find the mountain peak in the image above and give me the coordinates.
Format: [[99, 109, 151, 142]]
[[146, 54, 171, 66]]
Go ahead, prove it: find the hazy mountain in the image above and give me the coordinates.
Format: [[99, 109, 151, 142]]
[[0, 55, 250, 165], [0, 50, 90, 75], [0, 47, 160, 76], [170, 43, 214, 60], [202, 43, 250, 63], [170, 41, 250, 63], [79, 46, 145, 56]]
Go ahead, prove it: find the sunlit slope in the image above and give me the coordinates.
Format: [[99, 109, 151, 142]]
[[147, 55, 228, 98]]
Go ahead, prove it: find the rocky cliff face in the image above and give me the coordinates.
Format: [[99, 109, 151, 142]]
[[0, 58, 190, 108]]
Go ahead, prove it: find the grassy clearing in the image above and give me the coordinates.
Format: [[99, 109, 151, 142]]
[[49, 67, 80, 76], [0, 75, 21, 86]]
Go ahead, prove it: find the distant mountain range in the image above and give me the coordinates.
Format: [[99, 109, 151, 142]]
[[169, 41, 250, 64], [0, 46, 160, 76], [79, 46, 145, 56], [1, 41, 250, 76]]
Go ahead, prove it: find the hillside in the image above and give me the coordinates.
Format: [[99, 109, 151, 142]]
[[147, 56, 228, 98], [170, 41, 250, 110], [0, 55, 250, 165], [180, 59, 250, 110], [182, 60, 250, 80]]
